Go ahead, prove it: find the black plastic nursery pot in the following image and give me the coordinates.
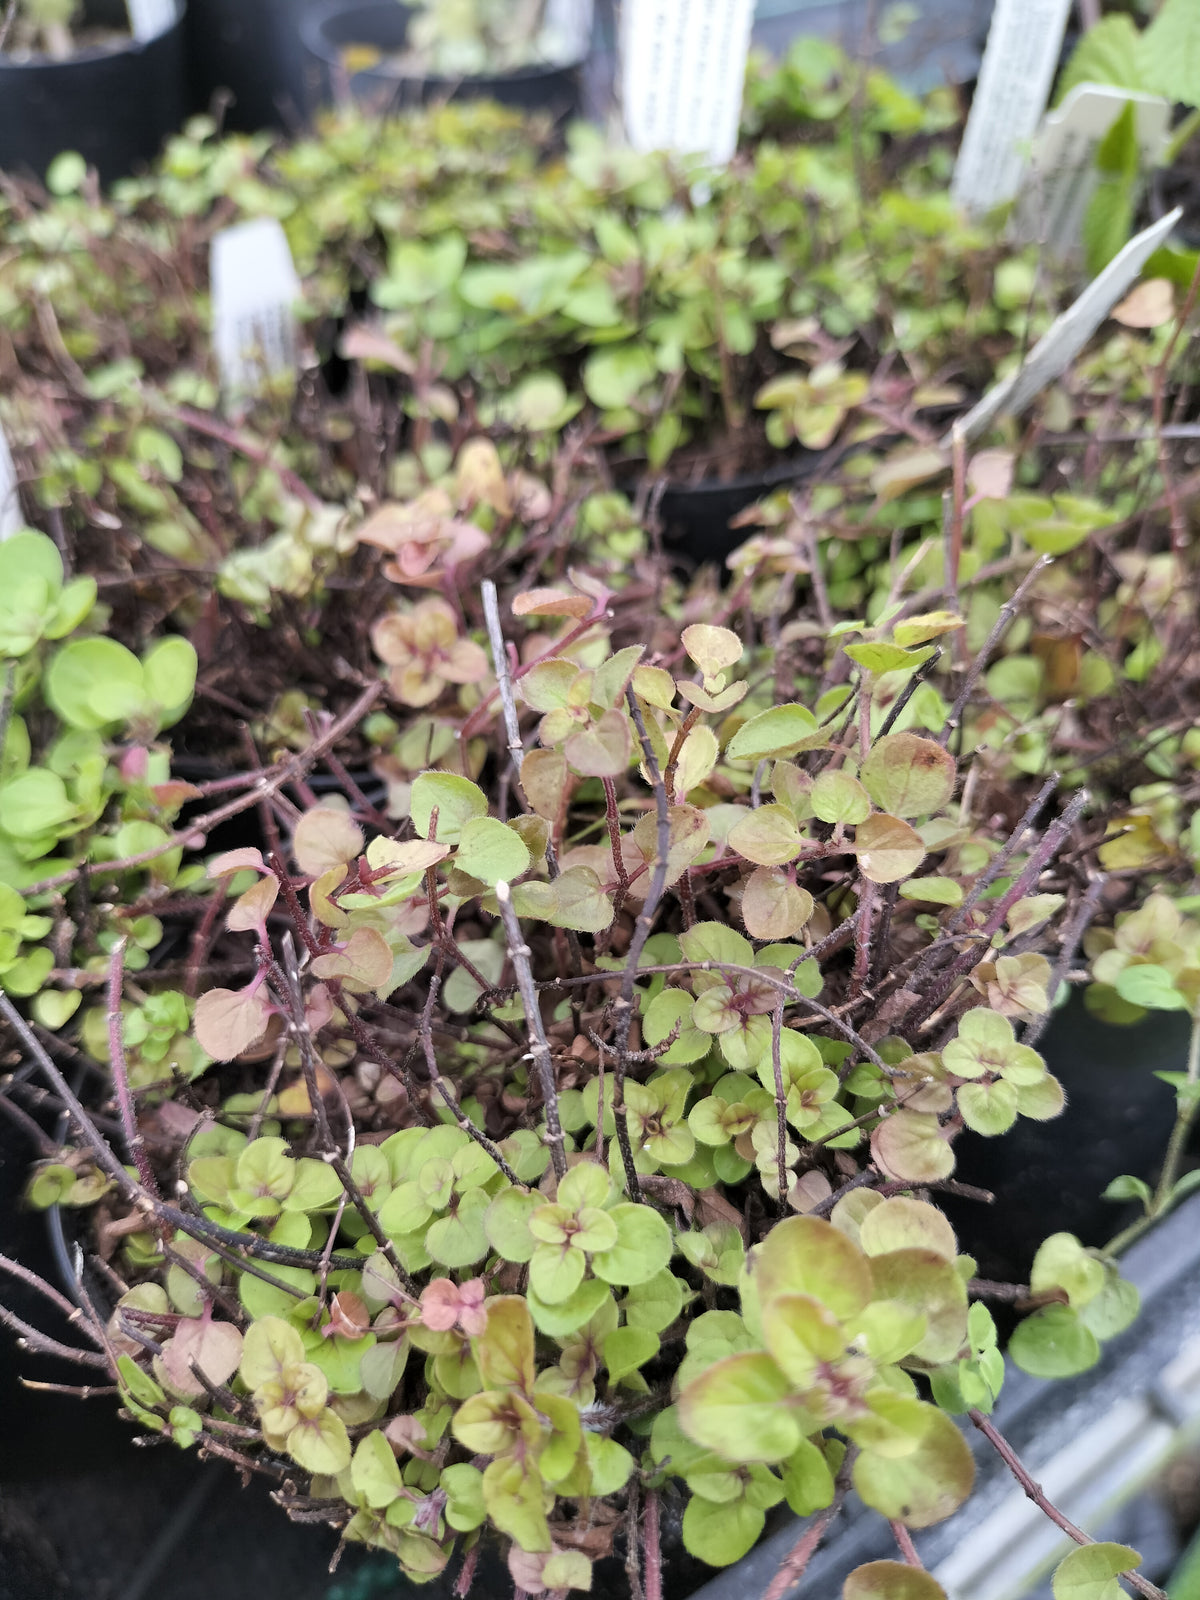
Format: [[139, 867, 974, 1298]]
[[751, 0, 994, 92], [943, 993, 1187, 1283], [185, 0, 320, 132], [0, 0, 187, 183], [656, 454, 821, 569], [300, 0, 584, 123]]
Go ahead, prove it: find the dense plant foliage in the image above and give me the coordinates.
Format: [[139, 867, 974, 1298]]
[[1, 35, 1198, 1600]]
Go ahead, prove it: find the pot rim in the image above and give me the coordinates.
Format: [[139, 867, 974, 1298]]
[[0, 0, 184, 70], [300, 0, 587, 85]]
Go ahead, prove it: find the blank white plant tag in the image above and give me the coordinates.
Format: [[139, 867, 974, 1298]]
[[1014, 85, 1172, 261], [947, 206, 1182, 446], [0, 426, 20, 540], [211, 218, 302, 404], [126, 0, 175, 42], [951, 0, 1072, 217], [621, 0, 755, 169]]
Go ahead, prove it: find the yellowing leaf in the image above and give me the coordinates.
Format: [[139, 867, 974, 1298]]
[[853, 1405, 973, 1527], [854, 813, 926, 883], [871, 447, 949, 503], [893, 611, 964, 648], [728, 805, 803, 868], [845, 1561, 949, 1599], [678, 1352, 799, 1463], [741, 866, 815, 940], [312, 927, 394, 990], [682, 624, 743, 681], [871, 1110, 955, 1183], [860, 734, 956, 818], [1051, 1542, 1141, 1600]]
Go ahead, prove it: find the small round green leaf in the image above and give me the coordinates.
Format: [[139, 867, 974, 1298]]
[[1051, 1543, 1142, 1600]]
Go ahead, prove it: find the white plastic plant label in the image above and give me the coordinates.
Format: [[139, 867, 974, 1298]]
[[1013, 85, 1172, 260], [0, 426, 20, 540], [126, 0, 175, 42], [951, 0, 1073, 217], [620, 0, 755, 169], [210, 218, 302, 403], [948, 205, 1182, 446]]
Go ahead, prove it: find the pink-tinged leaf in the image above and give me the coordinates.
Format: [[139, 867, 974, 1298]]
[[158, 1317, 243, 1398], [512, 588, 591, 619], [311, 927, 394, 990], [624, 805, 711, 894], [421, 1277, 488, 1335], [322, 1292, 371, 1339], [967, 449, 1013, 501], [519, 749, 570, 821], [226, 875, 280, 933], [564, 709, 631, 777], [193, 988, 271, 1061], [421, 1279, 464, 1331], [1111, 277, 1173, 329], [338, 323, 417, 374], [209, 847, 266, 879], [305, 983, 334, 1032], [293, 808, 365, 876], [150, 781, 202, 808]]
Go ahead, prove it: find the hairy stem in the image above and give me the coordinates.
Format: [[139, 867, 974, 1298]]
[[969, 1410, 1166, 1600], [495, 880, 566, 1181], [106, 939, 161, 1205], [763, 1450, 855, 1600]]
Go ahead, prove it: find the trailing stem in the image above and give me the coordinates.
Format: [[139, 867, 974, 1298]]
[[415, 960, 523, 1187], [969, 1410, 1167, 1600], [495, 880, 567, 1181], [480, 578, 525, 776], [606, 689, 674, 1202], [763, 1450, 855, 1600], [106, 938, 162, 1206], [769, 1001, 789, 1207]]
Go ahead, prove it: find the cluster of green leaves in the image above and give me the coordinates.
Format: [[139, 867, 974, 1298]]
[[0, 529, 198, 999], [4, 35, 1197, 1600], [1056, 0, 1200, 274], [26, 569, 1155, 1596], [403, 0, 578, 76]]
